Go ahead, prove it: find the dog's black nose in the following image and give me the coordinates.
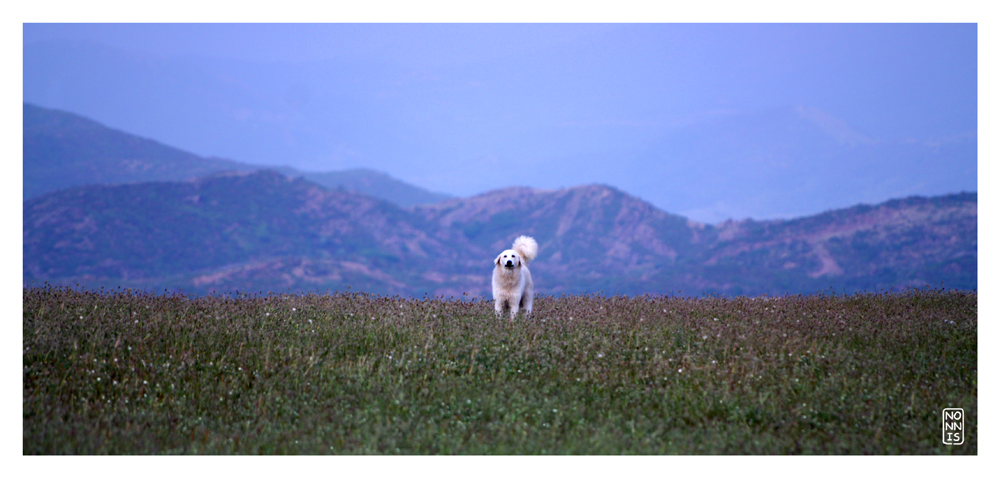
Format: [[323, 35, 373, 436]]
[[505, 260, 514, 267]]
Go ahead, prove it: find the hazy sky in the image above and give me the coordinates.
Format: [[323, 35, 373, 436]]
[[24, 23, 977, 139], [22, 22, 978, 222]]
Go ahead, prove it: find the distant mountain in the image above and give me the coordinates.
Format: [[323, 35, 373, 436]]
[[586, 105, 978, 223], [23, 103, 451, 207], [23, 170, 977, 297], [23, 103, 255, 199], [274, 167, 452, 208], [24, 40, 976, 223]]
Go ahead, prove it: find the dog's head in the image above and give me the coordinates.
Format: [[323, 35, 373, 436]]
[[495, 249, 522, 270]]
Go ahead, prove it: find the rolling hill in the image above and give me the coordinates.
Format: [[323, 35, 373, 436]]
[[23, 170, 470, 296], [23, 169, 976, 297]]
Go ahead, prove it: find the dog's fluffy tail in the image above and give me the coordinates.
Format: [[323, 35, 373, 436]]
[[512, 235, 538, 264]]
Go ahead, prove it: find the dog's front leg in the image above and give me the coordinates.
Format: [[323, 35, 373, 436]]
[[508, 297, 520, 319], [494, 299, 506, 318]]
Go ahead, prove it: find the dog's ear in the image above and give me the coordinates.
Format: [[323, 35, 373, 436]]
[[495, 254, 502, 266]]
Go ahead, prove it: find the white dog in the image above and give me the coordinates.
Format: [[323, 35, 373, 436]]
[[492, 235, 538, 319]]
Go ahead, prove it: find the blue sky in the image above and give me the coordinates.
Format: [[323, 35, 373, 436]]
[[22, 22, 979, 222]]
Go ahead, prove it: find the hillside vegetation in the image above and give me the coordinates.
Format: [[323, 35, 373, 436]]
[[24, 286, 976, 454], [24, 170, 977, 297]]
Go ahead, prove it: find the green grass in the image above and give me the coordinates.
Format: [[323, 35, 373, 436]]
[[23, 286, 976, 454]]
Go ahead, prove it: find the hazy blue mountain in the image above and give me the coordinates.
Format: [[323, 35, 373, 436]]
[[23, 170, 976, 297], [24, 39, 976, 223], [274, 167, 452, 208], [23, 102, 255, 199], [23, 40, 414, 184], [553, 106, 977, 223], [23, 103, 451, 207]]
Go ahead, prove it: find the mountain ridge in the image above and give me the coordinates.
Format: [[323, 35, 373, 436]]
[[22, 103, 976, 297], [23, 170, 976, 297], [23, 103, 452, 207]]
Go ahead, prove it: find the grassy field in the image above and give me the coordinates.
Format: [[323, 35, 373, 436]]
[[23, 286, 976, 454]]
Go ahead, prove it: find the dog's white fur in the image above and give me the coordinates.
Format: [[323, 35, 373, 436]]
[[492, 235, 538, 319]]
